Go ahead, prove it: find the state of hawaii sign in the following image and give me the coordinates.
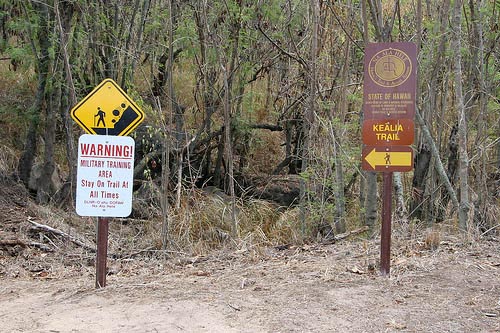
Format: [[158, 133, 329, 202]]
[[362, 42, 416, 172], [361, 42, 418, 277]]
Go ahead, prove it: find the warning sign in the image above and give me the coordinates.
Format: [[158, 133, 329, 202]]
[[76, 134, 135, 217], [70, 79, 145, 136]]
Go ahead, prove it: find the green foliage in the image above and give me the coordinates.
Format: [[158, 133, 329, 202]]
[[4, 46, 32, 69], [175, 9, 198, 58]]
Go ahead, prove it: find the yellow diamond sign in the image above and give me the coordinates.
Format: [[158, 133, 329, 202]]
[[71, 79, 145, 136]]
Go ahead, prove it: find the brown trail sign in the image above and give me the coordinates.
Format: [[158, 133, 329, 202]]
[[362, 119, 414, 146], [362, 42, 417, 276], [363, 42, 416, 120]]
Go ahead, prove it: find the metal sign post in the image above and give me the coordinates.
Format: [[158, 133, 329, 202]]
[[75, 134, 135, 288], [362, 43, 417, 277], [96, 217, 109, 288], [380, 172, 393, 276]]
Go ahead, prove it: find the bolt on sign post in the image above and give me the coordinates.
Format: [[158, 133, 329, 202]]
[[362, 42, 417, 276], [71, 78, 145, 288]]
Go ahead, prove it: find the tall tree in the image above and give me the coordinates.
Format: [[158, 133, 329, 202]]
[[298, 0, 318, 231], [17, 1, 52, 199], [450, 0, 470, 230]]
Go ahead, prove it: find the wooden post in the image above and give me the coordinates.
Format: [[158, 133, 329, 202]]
[[96, 217, 109, 288], [380, 172, 393, 276]]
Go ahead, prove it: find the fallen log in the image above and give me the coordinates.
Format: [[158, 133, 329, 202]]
[[0, 239, 53, 252], [0, 239, 26, 247], [323, 226, 370, 244], [27, 218, 95, 252]]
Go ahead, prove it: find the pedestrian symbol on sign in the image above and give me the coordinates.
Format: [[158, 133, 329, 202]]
[[95, 107, 106, 127]]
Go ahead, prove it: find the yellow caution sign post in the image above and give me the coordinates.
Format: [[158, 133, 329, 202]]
[[70, 78, 145, 289]]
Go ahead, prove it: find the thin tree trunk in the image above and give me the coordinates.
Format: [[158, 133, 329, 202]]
[[55, 0, 77, 202], [364, 172, 378, 232], [398, 0, 421, 224], [299, 0, 318, 232], [472, 0, 488, 227], [332, 131, 346, 233], [359, 0, 368, 223], [161, 0, 175, 250], [161, 143, 171, 250], [193, 3, 217, 182], [393, 173, 408, 223], [18, 2, 50, 188], [415, 108, 459, 211], [222, 64, 237, 234], [128, 0, 151, 89], [120, 0, 141, 89], [217, 2, 243, 234], [166, 1, 184, 210], [451, 0, 470, 230], [363, 0, 388, 232], [37, 74, 60, 204]]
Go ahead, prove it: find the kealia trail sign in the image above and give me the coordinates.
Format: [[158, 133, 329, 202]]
[[70, 79, 145, 136], [362, 42, 416, 172], [362, 119, 414, 146], [361, 42, 417, 277]]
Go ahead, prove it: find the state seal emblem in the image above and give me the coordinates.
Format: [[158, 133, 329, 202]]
[[368, 48, 412, 88]]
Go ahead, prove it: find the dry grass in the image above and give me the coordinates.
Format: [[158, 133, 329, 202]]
[[163, 188, 301, 254], [0, 144, 18, 176]]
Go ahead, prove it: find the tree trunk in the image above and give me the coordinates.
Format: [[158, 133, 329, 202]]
[[124, 0, 151, 90], [160, 0, 175, 250], [120, 0, 141, 89], [410, 144, 431, 219], [363, 0, 391, 232], [193, 3, 218, 182], [55, 0, 77, 203], [222, 64, 237, 234], [451, 0, 470, 230], [393, 173, 407, 223], [364, 172, 378, 232], [18, 2, 51, 188], [331, 0, 354, 234], [299, 0, 318, 231], [415, 109, 459, 212], [37, 77, 60, 204], [471, 0, 489, 228]]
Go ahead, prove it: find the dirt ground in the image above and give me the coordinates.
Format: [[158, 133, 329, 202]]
[[1, 235, 499, 333], [0, 178, 499, 332]]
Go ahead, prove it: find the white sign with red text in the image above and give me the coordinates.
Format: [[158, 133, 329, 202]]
[[76, 134, 135, 217]]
